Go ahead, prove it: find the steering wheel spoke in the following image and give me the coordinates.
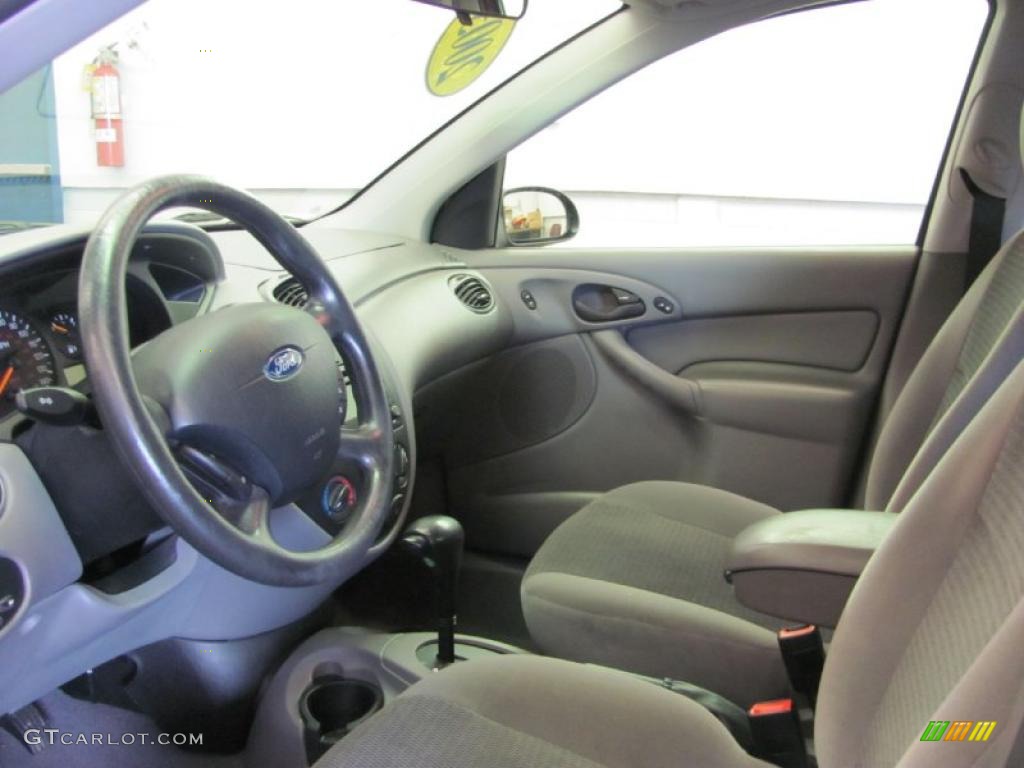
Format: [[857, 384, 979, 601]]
[[232, 484, 273, 540], [338, 422, 388, 471]]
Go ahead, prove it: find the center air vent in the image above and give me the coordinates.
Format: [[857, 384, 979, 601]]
[[450, 274, 494, 314], [273, 277, 308, 309]]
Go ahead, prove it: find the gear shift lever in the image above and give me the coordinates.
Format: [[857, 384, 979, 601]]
[[401, 515, 464, 665]]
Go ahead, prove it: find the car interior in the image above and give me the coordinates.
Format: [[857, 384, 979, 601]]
[[0, 0, 1023, 766]]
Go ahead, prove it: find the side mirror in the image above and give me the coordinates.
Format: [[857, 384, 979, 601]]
[[411, 0, 526, 20], [502, 187, 579, 246]]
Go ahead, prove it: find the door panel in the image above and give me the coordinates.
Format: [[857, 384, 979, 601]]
[[628, 310, 879, 373], [431, 246, 916, 557], [415, 333, 598, 467], [684, 361, 875, 507]]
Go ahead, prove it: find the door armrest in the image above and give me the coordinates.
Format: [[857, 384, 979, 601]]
[[726, 509, 897, 628], [591, 329, 701, 414]]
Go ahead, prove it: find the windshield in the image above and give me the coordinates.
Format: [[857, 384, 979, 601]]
[[0, 0, 618, 228]]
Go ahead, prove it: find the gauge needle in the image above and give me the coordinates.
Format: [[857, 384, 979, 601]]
[[0, 366, 13, 398], [52, 323, 68, 335]]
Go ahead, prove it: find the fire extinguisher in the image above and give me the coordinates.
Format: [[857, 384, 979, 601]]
[[90, 47, 124, 167]]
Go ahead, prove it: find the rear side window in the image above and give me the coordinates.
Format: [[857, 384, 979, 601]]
[[503, 0, 989, 248]]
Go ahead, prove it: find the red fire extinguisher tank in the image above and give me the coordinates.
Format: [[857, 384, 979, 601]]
[[91, 55, 124, 167]]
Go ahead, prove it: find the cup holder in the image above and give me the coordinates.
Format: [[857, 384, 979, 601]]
[[299, 675, 383, 763]]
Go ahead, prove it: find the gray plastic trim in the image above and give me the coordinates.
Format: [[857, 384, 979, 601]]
[[0, 500, 335, 715], [244, 630, 526, 768], [0, 444, 82, 635]]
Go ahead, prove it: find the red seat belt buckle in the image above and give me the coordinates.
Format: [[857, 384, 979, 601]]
[[750, 698, 794, 717], [748, 697, 807, 768]]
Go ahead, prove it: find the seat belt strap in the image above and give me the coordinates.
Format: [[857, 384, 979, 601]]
[[958, 168, 1007, 290]]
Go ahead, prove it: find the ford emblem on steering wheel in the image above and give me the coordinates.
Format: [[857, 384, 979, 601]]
[[264, 346, 305, 382]]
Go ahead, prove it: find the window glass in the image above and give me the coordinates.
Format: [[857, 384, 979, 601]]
[[0, 0, 619, 226], [504, 0, 989, 248]]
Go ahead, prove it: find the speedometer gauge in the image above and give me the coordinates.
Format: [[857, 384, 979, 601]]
[[0, 309, 57, 419]]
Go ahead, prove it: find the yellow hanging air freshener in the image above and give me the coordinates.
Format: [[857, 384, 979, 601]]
[[426, 15, 515, 97]]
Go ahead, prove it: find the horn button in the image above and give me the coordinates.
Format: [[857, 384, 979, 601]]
[[132, 303, 342, 503]]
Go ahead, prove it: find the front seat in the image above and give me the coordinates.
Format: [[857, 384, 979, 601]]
[[520, 180, 1024, 706], [319, 359, 1024, 768]]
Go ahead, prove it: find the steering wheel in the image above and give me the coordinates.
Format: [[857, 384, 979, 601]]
[[79, 176, 396, 586]]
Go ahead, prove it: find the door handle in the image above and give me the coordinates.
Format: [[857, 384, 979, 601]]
[[572, 284, 646, 323], [591, 329, 703, 415]]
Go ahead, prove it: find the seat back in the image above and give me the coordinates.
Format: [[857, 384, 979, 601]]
[[816, 358, 1024, 767], [864, 109, 1024, 512]]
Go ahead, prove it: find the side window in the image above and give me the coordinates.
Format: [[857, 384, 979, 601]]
[[503, 0, 989, 248]]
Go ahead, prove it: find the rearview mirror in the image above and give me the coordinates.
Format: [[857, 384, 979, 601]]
[[412, 0, 527, 20], [502, 187, 579, 246]]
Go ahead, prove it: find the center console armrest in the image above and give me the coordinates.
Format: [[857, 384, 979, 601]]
[[726, 509, 897, 628]]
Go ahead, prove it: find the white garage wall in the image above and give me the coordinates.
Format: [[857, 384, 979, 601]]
[[49, 0, 617, 222]]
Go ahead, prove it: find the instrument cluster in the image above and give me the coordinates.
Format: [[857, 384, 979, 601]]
[[0, 266, 176, 422], [0, 304, 84, 420]]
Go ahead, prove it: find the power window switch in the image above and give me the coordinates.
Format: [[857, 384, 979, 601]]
[[653, 296, 674, 314]]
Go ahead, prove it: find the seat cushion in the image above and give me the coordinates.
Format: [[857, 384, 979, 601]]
[[315, 655, 772, 768], [521, 481, 790, 706]]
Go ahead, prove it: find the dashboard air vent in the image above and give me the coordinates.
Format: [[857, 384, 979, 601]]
[[272, 277, 308, 309], [450, 274, 494, 314]]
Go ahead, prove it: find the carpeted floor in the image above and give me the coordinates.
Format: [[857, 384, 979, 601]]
[[0, 690, 244, 768]]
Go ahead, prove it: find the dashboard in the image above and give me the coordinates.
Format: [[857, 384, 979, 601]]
[[0, 226, 221, 424], [0, 217, 514, 715]]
